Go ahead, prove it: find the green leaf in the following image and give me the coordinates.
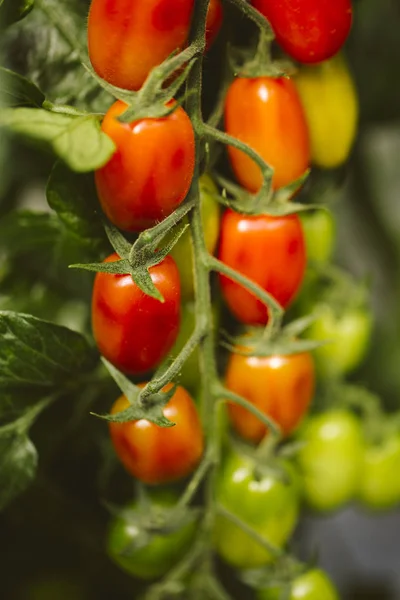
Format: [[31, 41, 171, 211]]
[[0, 0, 34, 28], [0, 427, 37, 510], [0, 108, 115, 172], [0, 67, 44, 107], [0, 311, 97, 390], [0, 211, 61, 256]]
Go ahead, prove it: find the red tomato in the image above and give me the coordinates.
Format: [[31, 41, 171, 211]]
[[224, 77, 310, 192], [226, 351, 315, 443], [218, 209, 306, 325], [92, 253, 180, 374], [95, 100, 195, 232], [88, 0, 195, 90], [252, 0, 353, 64], [206, 0, 223, 49], [109, 384, 204, 484]]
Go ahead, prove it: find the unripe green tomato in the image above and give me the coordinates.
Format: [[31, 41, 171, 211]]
[[300, 210, 336, 265], [295, 53, 358, 169], [296, 410, 364, 512], [305, 303, 372, 379], [257, 568, 339, 600], [107, 491, 197, 580], [168, 174, 220, 300], [359, 434, 400, 511]]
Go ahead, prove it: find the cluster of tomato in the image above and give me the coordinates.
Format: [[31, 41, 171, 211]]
[[83, 0, 393, 597]]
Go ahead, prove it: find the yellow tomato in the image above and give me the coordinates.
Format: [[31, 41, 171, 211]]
[[295, 54, 358, 169]]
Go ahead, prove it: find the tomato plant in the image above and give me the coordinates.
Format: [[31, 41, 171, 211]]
[[257, 568, 339, 600], [224, 76, 310, 192], [359, 431, 400, 511], [205, 0, 223, 49], [225, 351, 315, 443], [92, 252, 181, 375], [218, 209, 306, 324], [252, 0, 353, 64]]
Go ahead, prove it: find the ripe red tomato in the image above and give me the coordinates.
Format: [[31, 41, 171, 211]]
[[218, 209, 306, 325], [252, 0, 353, 64], [226, 351, 315, 443], [95, 100, 195, 232], [109, 384, 204, 484], [88, 0, 195, 90], [92, 252, 180, 375], [224, 77, 309, 192], [206, 0, 223, 49]]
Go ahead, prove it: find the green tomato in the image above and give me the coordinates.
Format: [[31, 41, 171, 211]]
[[359, 433, 400, 511], [107, 491, 197, 580], [168, 173, 220, 300], [257, 568, 339, 600], [305, 303, 372, 378], [213, 451, 300, 569], [296, 410, 364, 512], [300, 210, 336, 265]]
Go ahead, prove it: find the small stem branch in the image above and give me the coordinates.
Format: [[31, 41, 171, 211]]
[[226, 0, 274, 33], [176, 451, 214, 510]]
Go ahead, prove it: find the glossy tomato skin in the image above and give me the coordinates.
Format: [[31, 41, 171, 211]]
[[95, 100, 195, 232], [107, 490, 197, 579], [206, 0, 223, 49], [214, 452, 300, 569], [109, 384, 204, 484], [92, 253, 180, 375], [224, 77, 310, 192], [296, 410, 364, 511], [88, 0, 194, 90], [252, 0, 352, 64], [226, 352, 315, 443], [218, 210, 306, 325], [257, 568, 339, 600], [295, 54, 358, 168], [359, 434, 400, 511]]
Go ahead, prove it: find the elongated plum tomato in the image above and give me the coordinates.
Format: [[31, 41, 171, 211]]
[[218, 210, 306, 325], [252, 0, 353, 64], [91, 253, 180, 375], [224, 77, 309, 192], [109, 384, 203, 484], [87, 0, 195, 90], [95, 100, 195, 232], [226, 351, 315, 443], [206, 0, 223, 49]]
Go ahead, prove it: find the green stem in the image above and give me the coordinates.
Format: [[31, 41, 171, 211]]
[[226, 0, 274, 34], [176, 450, 214, 510]]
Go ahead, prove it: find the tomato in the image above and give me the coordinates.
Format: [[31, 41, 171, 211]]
[[304, 303, 372, 379], [214, 451, 300, 569], [252, 0, 352, 64], [295, 54, 358, 169], [107, 490, 197, 579], [218, 209, 306, 325], [95, 100, 195, 232], [359, 433, 400, 511], [226, 351, 315, 443], [92, 252, 180, 375], [109, 383, 203, 484], [168, 174, 220, 300], [300, 210, 336, 265], [205, 0, 223, 50], [296, 410, 364, 511], [224, 77, 309, 192], [88, 0, 195, 90], [257, 568, 339, 600]]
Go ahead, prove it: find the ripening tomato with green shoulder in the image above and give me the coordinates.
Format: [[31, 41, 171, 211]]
[[91, 253, 180, 375], [296, 410, 364, 511], [295, 54, 358, 169], [257, 568, 339, 600], [252, 0, 352, 64], [107, 490, 197, 579], [359, 431, 400, 511], [218, 209, 306, 325], [95, 100, 195, 232], [88, 0, 195, 90], [214, 451, 301, 569], [300, 209, 336, 265], [224, 76, 310, 192], [226, 350, 315, 443], [109, 383, 203, 484]]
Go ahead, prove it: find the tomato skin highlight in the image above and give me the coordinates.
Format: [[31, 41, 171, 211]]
[[226, 352, 315, 443], [224, 77, 310, 192], [109, 384, 204, 484], [218, 209, 306, 325], [88, 0, 195, 90], [257, 568, 339, 600], [91, 253, 181, 375], [252, 0, 353, 64], [95, 100, 195, 232]]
